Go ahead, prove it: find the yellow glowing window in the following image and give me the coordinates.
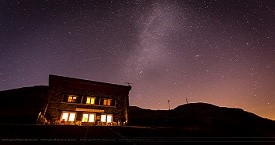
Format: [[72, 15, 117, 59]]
[[103, 99, 111, 106], [101, 115, 106, 122], [61, 112, 76, 122], [68, 95, 78, 103], [82, 114, 89, 122], [82, 113, 95, 122], [86, 97, 95, 104]]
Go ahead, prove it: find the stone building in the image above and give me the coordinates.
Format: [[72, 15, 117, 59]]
[[0, 75, 131, 126]]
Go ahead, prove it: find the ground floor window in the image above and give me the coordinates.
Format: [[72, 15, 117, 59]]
[[107, 115, 112, 123], [59, 111, 114, 125], [82, 113, 95, 122], [100, 114, 113, 123], [61, 112, 76, 122]]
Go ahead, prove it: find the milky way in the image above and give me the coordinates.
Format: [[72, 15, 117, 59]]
[[0, 0, 274, 120]]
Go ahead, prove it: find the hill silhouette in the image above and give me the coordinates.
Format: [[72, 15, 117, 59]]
[[128, 102, 275, 137], [0, 86, 48, 124]]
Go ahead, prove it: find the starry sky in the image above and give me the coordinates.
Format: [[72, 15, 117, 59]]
[[1, 0, 274, 120]]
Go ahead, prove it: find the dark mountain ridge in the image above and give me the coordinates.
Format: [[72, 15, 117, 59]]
[[129, 102, 275, 137]]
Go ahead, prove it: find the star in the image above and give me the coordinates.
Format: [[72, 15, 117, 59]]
[[0, 0, 274, 120]]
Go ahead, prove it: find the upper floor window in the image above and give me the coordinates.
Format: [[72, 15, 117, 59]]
[[86, 97, 95, 105], [67, 95, 78, 103], [103, 99, 112, 106]]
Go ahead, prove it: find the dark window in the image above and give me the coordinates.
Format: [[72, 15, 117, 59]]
[[76, 96, 82, 103], [62, 95, 68, 102], [99, 98, 104, 105], [111, 99, 116, 106], [95, 97, 100, 105]]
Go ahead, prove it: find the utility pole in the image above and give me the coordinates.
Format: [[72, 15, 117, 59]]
[[186, 97, 189, 104], [168, 100, 170, 110]]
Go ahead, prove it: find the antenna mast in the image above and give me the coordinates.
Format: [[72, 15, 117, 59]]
[[168, 100, 170, 110], [124, 82, 132, 86]]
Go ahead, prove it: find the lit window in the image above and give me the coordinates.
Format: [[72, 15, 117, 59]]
[[103, 99, 111, 106], [107, 115, 112, 123], [82, 114, 88, 122], [68, 113, 76, 121], [82, 113, 95, 122], [61, 112, 76, 122], [86, 97, 95, 104], [100, 114, 112, 123], [68, 95, 78, 103], [88, 114, 95, 122], [101, 115, 106, 122], [61, 113, 69, 121]]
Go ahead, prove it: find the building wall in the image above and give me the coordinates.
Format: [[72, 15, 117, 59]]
[[45, 75, 131, 125]]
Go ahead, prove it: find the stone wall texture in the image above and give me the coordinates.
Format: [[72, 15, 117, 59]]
[[44, 75, 131, 125]]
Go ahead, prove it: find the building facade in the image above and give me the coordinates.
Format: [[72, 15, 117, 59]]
[[0, 75, 131, 126], [42, 75, 131, 126]]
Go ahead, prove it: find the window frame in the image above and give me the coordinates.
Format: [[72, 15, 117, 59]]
[[60, 111, 76, 122], [86, 97, 96, 105], [67, 95, 78, 103], [100, 114, 113, 123], [62, 94, 83, 104], [103, 99, 112, 106], [82, 113, 96, 122], [100, 114, 107, 122]]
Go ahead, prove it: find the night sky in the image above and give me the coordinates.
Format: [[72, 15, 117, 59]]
[[1, 0, 274, 120]]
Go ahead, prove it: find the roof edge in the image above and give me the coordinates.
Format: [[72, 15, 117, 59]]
[[49, 74, 131, 90]]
